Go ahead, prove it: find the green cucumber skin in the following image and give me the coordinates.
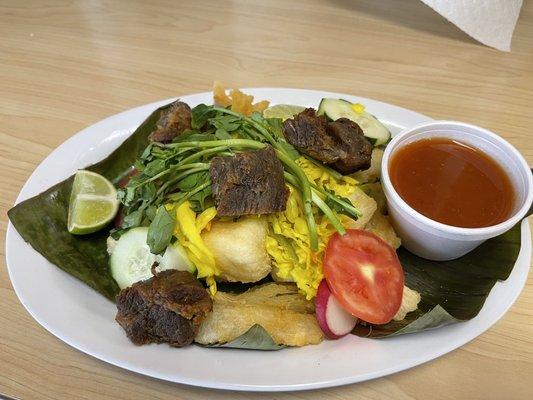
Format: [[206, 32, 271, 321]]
[[317, 98, 391, 146], [110, 227, 195, 289]]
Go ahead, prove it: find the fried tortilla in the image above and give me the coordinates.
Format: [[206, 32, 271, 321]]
[[195, 283, 324, 347]]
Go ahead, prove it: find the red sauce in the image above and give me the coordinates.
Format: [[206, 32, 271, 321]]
[[389, 138, 515, 228]]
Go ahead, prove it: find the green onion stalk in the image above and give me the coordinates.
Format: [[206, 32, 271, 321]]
[[160, 138, 319, 249], [134, 162, 209, 188], [167, 180, 212, 207], [142, 109, 359, 251]]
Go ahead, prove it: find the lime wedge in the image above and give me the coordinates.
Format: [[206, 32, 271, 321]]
[[263, 104, 305, 121], [68, 170, 119, 235]]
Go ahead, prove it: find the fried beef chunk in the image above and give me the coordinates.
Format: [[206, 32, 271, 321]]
[[149, 100, 192, 143], [115, 270, 212, 347], [209, 145, 289, 217], [327, 118, 373, 173], [283, 108, 373, 174]]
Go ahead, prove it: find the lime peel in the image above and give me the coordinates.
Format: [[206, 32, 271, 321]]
[[68, 170, 119, 235], [263, 104, 306, 121]]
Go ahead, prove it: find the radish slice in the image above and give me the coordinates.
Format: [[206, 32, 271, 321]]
[[315, 280, 358, 339]]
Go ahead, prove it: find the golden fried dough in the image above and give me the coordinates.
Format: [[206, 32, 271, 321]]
[[202, 218, 272, 283], [195, 283, 324, 346], [365, 212, 401, 249], [345, 187, 377, 229]]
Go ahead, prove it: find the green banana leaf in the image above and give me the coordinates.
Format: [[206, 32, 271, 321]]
[[7, 101, 529, 344], [7, 102, 174, 300], [353, 221, 523, 338], [201, 324, 285, 350]]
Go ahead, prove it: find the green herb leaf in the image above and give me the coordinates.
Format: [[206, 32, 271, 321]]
[[122, 209, 143, 229], [191, 103, 216, 130], [124, 186, 136, 205], [271, 233, 298, 262], [211, 115, 241, 132], [147, 206, 175, 255], [143, 159, 166, 177], [249, 111, 266, 124], [133, 159, 145, 172], [176, 170, 209, 191], [140, 143, 154, 160], [174, 131, 218, 143], [145, 205, 157, 221], [215, 128, 232, 140], [188, 184, 213, 212]]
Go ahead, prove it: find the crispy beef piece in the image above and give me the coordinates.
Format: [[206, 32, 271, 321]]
[[282, 109, 339, 163], [283, 108, 373, 174], [149, 101, 192, 143], [115, 270, 212, 347], [327, 118, 373, 173], [210, 145, 289, 217]]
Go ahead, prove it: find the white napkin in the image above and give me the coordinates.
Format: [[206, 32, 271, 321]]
[[420, 0, 523, 51]]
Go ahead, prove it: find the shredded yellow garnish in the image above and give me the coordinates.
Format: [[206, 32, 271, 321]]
[[196, 206, 217, 232], [170, 201, 219, 295], [267, 187, 353, 299], [266, 157, 359, 300], [295, 156, 357, 197]]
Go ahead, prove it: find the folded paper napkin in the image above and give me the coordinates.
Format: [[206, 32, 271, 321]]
[[420, 0, 523, 51]]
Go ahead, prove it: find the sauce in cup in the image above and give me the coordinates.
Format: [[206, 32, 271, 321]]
[[389, 138, 515, 228], [382, 121, 532, 261]]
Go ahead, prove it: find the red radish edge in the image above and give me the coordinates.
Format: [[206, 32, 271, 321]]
[[315, 280, 358, 339]]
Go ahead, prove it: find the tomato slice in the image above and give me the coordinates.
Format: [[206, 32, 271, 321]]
[[323, 229, 404, 324]]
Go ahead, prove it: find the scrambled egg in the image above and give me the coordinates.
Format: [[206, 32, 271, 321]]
[[266, 158, 359, 300], [171, 201, 219, 295]]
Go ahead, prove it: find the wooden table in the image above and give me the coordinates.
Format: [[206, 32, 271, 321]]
[[1, 1, 532, 399]]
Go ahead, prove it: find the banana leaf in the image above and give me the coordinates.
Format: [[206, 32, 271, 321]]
[[7, 102, 175, 300], [7, 100, 530, 343], [201, 324, 285, 350], [353, 220, 524, 338]]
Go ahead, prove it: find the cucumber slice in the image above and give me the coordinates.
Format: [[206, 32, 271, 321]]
[[161, 240, 196, 273], [317, 98, 391, 146], [110, 227, 195, 289]]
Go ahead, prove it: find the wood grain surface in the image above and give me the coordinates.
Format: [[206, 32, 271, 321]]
[[1, 1, 532, 399]]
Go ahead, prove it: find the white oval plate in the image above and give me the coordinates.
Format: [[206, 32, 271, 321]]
[[5, 89, 531, 391]]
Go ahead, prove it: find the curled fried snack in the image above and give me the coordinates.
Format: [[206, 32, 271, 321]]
[[195, 283, 324, 346], [213, 81, 269, 116]]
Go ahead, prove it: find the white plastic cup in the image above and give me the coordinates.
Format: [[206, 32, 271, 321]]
[[381, 121, 533, 261]]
